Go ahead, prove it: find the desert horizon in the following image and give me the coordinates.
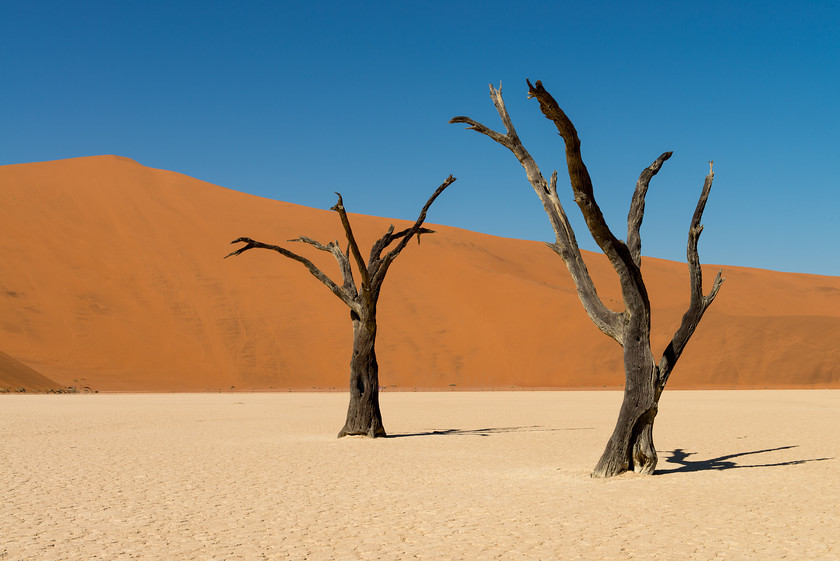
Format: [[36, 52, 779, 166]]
[[1, 155, 839, 393]]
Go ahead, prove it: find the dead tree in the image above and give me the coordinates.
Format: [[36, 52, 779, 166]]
[[227, 176, 456, 437], [451, 81, 722, 477]]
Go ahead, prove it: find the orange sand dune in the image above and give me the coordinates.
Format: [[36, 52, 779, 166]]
[[0, 350, 63, 391], [1, 156, 838, 391]]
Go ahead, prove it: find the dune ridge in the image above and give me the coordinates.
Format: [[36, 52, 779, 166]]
[[1, 156, 838, 391]]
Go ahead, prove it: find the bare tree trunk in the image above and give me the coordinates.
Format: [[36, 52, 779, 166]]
[[338, 314, 386, 437], [593, 343, 661, 477]]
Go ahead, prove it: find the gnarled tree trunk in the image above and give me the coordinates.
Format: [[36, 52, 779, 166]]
[[228, 176, 455, 438], [338, 314, 385, 437], [594, 343, 661, 476], [452, 80, 722, 477]]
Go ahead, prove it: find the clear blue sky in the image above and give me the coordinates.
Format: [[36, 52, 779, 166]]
[[2, 1, 838, 276]]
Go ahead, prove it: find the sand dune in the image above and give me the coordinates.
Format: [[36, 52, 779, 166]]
[[0, 350, 62, 392], [1, 156, 838, 391]]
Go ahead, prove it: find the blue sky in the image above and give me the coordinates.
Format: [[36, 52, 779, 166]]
[[2, 1, 838, 276]]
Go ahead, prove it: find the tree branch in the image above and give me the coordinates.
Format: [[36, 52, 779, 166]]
[[368, 224, 396, 264], [448, 116, 513, 149], [370, 175, 456, 289], [658, 162, 724, 385], [369, 226, 435, 264], [331, 193, 371, 298], [226, 237, 361, 313], [384, 176, 455, 261], [451, 83, 624, 344], [290, 236, 358, 299], [525, 79, 646, 307], [627, 152, 673, 267]]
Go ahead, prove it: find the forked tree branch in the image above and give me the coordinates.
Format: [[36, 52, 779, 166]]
[[525, 79, 646, 302], [385, 176, 455, 260], [228, 178, 455, 315], [369, 224, 397, 263], [331, 194, 371, 298], [451, 85, 624, 344], [369, 175, 456, 288], [291, 236, 358, 298], [226, 237, 361, 313], [658, 162, 724, 385], [369, 226, 435, 265]]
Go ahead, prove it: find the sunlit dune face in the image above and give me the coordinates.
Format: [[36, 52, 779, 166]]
[[1, 156, 838, 392]]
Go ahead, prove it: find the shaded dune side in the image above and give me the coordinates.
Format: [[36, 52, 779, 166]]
[[1, 156, 838, 392], [0, 350, 63, 391]]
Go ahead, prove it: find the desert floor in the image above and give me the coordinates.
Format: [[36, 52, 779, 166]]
[[2, 390, 838, 560]]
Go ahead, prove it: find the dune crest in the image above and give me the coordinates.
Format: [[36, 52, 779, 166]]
[[1, 156, 838, 391]]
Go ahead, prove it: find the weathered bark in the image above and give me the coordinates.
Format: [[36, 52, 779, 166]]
[[452, 81, 722, 477], [593, 344, 661, 476], [338, 315, 385, 437], [227, 176, 455, 438]]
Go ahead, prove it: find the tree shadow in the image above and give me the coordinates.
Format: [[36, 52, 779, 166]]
[[656, 445, 833, 474], [388, 425, 593, 438]]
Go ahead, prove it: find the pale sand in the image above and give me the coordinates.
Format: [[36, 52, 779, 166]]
[[2, 391, 838, 560]]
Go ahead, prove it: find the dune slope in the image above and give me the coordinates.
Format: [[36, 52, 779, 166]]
[[1, 156, 838, 391], [0, 350, 63, 392]]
